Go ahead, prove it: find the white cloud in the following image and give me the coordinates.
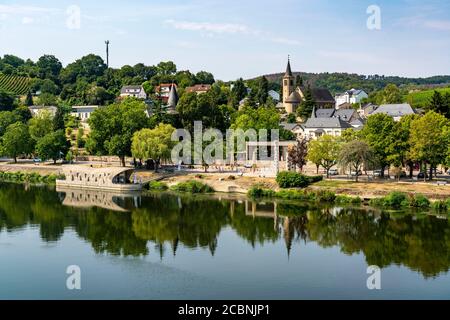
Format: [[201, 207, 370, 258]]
[[164, 19, 300, 46], [270, 37, 301, 46], [0, 4, 59, 15], [318, 50, 381, 64], [423, 20, 450, 31], [165, 19, 255, 35]]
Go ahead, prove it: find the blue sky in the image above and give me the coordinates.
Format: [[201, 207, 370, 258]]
[[0, 0, 449, 80]]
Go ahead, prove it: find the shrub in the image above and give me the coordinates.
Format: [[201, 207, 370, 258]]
[[170, 180, 214, 193], [432, 201, 448, 211], [147, 181, 168, 191], [307, 175, 324, 183], [409, 194, 430, 208], [369, 197, 385, 207], [0, 171, 60, 185], [276, 171, 310, 188], [335, 195, 362, 205], [446, 199, 450, 210], [275, 189, 312, 201], [248, 186, 275, 198], [311, 190, 336, 202], [382, 192, 408, 208]]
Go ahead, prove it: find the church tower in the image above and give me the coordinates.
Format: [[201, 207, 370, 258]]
[[282, 57, 300, 114], [283, 57, 294, 104]]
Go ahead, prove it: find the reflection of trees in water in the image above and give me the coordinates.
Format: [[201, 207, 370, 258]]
[[1, 183, 450, 277]]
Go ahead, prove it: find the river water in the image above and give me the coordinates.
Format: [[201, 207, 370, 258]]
[[0, 182, 449, 299]]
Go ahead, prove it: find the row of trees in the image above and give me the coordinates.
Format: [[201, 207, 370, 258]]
[[0, 54, 216, 106], [295, 111, 450, 181], [0, 109, 69, 163]]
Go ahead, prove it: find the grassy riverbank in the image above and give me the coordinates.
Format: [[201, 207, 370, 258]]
[[247, 186, 450, 213]]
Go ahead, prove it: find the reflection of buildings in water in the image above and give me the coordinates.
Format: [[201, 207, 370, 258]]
[[244, 200, 279, 231], [241, 200, 309, 257], [56, 186, 141, 212]]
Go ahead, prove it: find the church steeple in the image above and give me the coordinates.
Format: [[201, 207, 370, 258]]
[[285, 55, 293, 77]]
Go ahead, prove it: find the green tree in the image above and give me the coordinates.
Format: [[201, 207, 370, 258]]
[[429, 90, 449, 118], [255, 76, 269, 105], [307, 135, 342, 177], [36, 55, 62, 81], [0, 90, 15, 111], [25, 91, 33, 106], [87, 98, 149, 166], [37, 93, 57, 106], [195, 71, 215, 85], [53, 106, 66, 131], [28, 110, 54, 141], [382, 84, 403, 104], [361, 113, 396, 176], [409, 111, 449, 180], [0, 122, 34, 163], [338, 140, 373, 182], [230, 78, 247, 108], [297, 88, 315, 120], [36, 130, 69, 164], [0, 111, 20, 136], [131, 124, 176, 171], [387, 114, 419, 177]]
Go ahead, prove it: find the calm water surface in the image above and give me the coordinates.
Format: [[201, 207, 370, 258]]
[[0, 182, 449, 300]]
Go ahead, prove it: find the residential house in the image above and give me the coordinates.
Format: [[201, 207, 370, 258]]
[[120, 85, 147, 99], [28, 105, 58, 117], [71, 106, 100, 122], [156, 83, 177, 103], [370, 103, 415, 121], [185, 84, 211, 94], [357, 103, 378, 119], [303, 108, 353, 139], [280, 122, 305, 140], [335, 88, 368, 108], [268, 90, 281, 102]]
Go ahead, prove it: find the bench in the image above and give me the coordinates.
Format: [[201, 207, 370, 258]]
[[437, 181, 448, 186]]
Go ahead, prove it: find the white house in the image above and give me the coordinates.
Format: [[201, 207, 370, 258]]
[[280, 122, 305, 140], [120, 85, 147, 99], [28, 105, 57, 117], [335, 89, 368, 108], [71, 106, 100, 122], [303, 108, 353, 139], [369, 103, 415, 121]]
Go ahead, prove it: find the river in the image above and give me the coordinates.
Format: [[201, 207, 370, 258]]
[[0, 182, 449, 299]]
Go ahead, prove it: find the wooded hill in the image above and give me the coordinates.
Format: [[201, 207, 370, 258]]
[[259, 72, 450, 95]]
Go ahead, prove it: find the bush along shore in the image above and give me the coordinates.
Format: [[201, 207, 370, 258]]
[[0, 171, 64, 185], [248, 186, 450, 213], [145, 180, 215, 194]]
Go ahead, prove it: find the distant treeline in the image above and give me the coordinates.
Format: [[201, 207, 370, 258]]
[[260, 72, 450, 95]]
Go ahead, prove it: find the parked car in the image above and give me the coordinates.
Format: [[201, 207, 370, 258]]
[[33, 158, 42, 164], [351, 170, 363, 176], [373, 170, 382, 177], [328, 169, 339, 176], [447, 170, 450, 175], [417, 172, 429, 179]]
